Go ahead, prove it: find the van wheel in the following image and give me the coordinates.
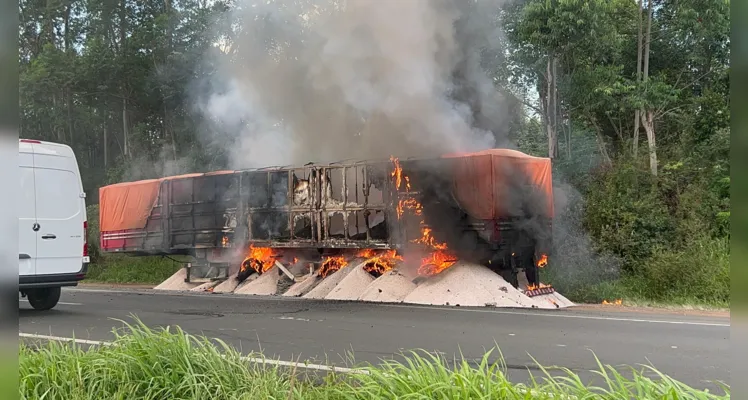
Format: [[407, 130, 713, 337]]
[[27, 287, 61, 311]]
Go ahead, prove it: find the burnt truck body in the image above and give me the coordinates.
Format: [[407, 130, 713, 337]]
[[98, 149, 553, 287]]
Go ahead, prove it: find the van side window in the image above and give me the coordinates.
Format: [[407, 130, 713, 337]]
[[19, 167, 36, 219], [34, 168, 80, 220]]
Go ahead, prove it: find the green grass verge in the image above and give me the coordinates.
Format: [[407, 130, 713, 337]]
[[20, 317, 728, 399], [84, 255, 183, 285]]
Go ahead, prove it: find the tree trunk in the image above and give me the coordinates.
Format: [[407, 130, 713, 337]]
[[122, 98, 129, 159], [545, 56, 558, 159], [642, 0, 657, 175], [642, 110, 657, 175], [120, 0, 129, 159], [552, 56, 559, 159], [104, 120, 108, 167], [633, 0, 643, 158]]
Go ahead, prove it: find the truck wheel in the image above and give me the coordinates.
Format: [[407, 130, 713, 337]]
[[27, 287, 61, 311]]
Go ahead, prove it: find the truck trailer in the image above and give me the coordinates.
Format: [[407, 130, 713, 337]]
[[98, 148, 553, 288]]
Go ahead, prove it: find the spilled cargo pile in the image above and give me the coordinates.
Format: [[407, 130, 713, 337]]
[[155, 258, 574, 310]]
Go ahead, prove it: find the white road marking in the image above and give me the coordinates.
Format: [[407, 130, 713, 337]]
[[18, 331, 572, 398], [19, 332, 368, 374], [19, 333, 109, 346], [66, 287, 729, 327], [19, 300, 82, 306]]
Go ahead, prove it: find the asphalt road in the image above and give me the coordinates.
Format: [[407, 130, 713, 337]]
[[19, 288, 730, 392]]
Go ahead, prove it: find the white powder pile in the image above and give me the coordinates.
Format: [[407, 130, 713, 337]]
[[403, 262, 549, 308], [234, 267, 281, 295], [303, 260, 364, 299], [359, 270, 417, 303], [154, 268, 199, 291], [325, 263, 376, 301]]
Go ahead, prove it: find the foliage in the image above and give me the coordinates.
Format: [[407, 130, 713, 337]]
[[20, 317, 730, 399]]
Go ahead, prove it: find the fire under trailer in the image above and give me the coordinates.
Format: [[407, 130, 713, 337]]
[[98, 148, 554, 290]]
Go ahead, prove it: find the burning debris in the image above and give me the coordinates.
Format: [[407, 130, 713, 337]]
[[238, 245, 279, 282], [319, 256, 348, 278], [603, 299, 623, 306], [524, 282, 555, 297], [537, 254, 548, 268], [360, 249, 403, 277]]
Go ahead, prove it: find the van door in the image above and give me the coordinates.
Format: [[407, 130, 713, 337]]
[[18, 150, 37, 276], [33, 151, 85, 276]]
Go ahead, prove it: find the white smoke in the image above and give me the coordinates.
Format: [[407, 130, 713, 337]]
[[198, 0, 511, 169]]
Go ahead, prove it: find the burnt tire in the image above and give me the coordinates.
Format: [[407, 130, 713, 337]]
[[27, 287, 61, 311]]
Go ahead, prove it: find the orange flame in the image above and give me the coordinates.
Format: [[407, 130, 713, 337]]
[[390, 156, 458, 276], [221, 235, 229, 248], [319, 256, 348, 278], [360, 249, 403, 276], [412, 227, 448, 251], [418, 251, 458, 276], [390, 156, 411, 192], [397, 198, 423, 219], [537, 254, 548, 268], [602, 299, 623, 305], [240, 245, 277, 274]]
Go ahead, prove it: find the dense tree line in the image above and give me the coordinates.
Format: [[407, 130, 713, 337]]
[[20, 0, 730, 303]]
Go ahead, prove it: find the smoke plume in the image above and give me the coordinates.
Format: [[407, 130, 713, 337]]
[[198, 0, 513, 169]]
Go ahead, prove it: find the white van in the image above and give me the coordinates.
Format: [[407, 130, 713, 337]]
[[18, 139, 89, 310]]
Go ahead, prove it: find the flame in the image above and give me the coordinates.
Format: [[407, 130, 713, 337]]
[[418, 251, 458, 276], [397, 198, 422, 219], [240, 245, 277, 274], [602, 299, 623, 305], [412, 227, 448, 250], [319, 256, 348, 278], [537, 254, 548, 268], [293, 257, 299, 264], [526, 282, 553, 291], [221, 235, 229, 247], [360, 249, 403, 276], [389, 156, 457, 276], [390, 156, 411, 192]]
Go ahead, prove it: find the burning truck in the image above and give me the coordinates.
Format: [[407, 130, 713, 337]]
[[99, 148, 557, 300]]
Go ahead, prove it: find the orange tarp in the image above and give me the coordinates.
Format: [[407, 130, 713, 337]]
[[99, 171, 235, 232], [442, 149, 553, 219]]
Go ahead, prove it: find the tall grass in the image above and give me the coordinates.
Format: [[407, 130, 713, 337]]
[[20, 317, 729, 400]]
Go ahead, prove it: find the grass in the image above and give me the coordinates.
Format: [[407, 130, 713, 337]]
[[19, 317, 729, 400], [84, 255, 183, 285], [541, 235, 730, 309]]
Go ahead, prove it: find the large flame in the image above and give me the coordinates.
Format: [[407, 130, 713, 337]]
[[418, 251, 457, 276], [390, 156, 457, 276], [241, 245, 277, 274], [360, 249, 403, 276], [319, 256, 348, 278], [537, 254, 548, 268]]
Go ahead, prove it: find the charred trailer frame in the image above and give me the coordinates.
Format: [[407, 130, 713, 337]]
[[99, 151, 553, 288]]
